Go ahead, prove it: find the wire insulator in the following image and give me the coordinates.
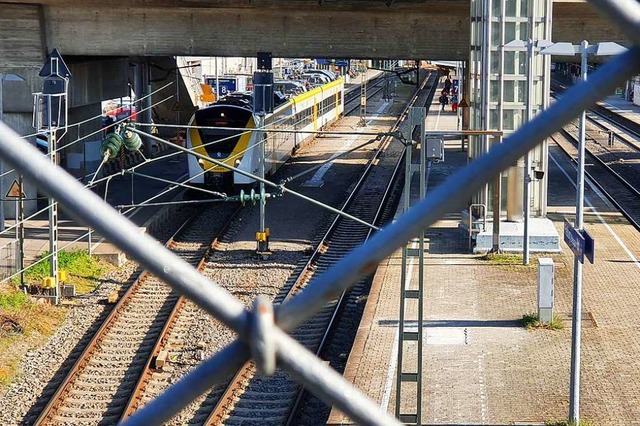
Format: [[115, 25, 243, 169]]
[[119, 145, 125, 170], [122, 129, 142, 152], [100, 133, 123, 160]]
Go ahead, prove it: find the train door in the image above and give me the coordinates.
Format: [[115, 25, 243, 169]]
[[313, 101, 318, 132]]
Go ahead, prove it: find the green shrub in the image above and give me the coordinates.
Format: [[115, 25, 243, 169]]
[[0, 291, 28, 310], [546, 420, 594, 426], [24, 249, 104, 283], [521, 313, 564, 330], [481, 252, 524, 264]]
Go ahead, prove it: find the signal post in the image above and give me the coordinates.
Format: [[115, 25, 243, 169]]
[[253, 52, 274, 257]]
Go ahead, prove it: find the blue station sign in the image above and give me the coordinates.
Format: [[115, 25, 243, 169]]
[[583, 228, 595, 264], [564, 219, 585, 261], [563, 219, 595, 264], [205, 77, 237, 96]]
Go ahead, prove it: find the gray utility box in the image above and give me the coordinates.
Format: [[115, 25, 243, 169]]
[[426, 137, 444, 162], [537, 258, 554, 322]]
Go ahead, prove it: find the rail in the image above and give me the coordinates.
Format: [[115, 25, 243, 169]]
[[203, 70, 435, 426], [119, 206, 241, 420], [32, 206, 239, 425], [0, 2, 636, 423], [552, 130, 640, 231]]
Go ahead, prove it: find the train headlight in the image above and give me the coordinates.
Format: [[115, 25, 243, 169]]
[[234, 158, 242, 168]]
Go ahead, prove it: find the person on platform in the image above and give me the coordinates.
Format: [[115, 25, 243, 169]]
[[444, 77, 452, 93], [451, 92, 459, 112], [439, 92, 449, 111]]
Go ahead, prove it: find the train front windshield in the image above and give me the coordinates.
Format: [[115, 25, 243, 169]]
[[195, 106, 253, 159]]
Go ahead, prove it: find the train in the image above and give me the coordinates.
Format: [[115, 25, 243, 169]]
[[186, 77, 345, 191]]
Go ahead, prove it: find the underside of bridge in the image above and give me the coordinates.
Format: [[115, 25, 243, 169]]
[[1, 0, 631, 67]]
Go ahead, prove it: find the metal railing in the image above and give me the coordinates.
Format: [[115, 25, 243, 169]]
[[0, 239, 17, 281], [0, 1, 637, 423]]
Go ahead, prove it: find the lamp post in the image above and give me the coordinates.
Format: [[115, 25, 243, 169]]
[[540, 39, 626, 424], [0, 73, 25, 233]]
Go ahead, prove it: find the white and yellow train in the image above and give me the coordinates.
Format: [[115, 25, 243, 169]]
[[187, 78, 345, 190]]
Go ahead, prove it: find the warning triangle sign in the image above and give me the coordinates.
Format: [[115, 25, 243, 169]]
[[172, 101, 183, 112], [6, 180, 25, 198]]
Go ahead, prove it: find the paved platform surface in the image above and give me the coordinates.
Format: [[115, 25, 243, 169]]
[[599, 93, 640, 125], [328, 79, 640, 425]]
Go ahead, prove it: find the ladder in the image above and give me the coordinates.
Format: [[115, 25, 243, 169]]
[[359, 69, 367, 126], [396, 107, 426, 424]]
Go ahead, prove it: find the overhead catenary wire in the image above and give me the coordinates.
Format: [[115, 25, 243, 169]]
[[124, 46, 640, 426], [120, 170, 226, 199], [127, 127, 381, 231], [1, 75, 365, 277], [0, 83, 175, 182], [282, 136, 382, 184], [145, 121, 396, 139]]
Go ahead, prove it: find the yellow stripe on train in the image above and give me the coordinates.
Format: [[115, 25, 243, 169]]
[[190, 116, 255, 173]]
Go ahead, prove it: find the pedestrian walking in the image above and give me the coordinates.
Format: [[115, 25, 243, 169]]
[[451, 93, 459, 112], [439, 92, 449, 111], [444, 77, 452, 93]]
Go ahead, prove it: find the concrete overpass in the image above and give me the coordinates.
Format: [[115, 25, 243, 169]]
[[1, 0, 631, 66]]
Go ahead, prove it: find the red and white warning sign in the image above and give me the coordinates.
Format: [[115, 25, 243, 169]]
[[6, 180, 25, 198]]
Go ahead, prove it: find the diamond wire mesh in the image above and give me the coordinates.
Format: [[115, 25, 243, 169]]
[[0, 2, 637, 424]]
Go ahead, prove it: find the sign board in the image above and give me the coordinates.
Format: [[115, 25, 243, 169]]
[[564, 219, 585, 262], [39, 49, 71, 79], [171, 101, 183, 112], [583, 228, 595, 264], [458, 98, 469, 108], [257, 51, 272, 71], [452, 79, 459, 90], [6, 180, 25, 198], [205, 77, 237, 96]]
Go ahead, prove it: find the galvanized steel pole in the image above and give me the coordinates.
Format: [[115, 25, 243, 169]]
[[523, 39, 534, 265], [0, 76, 6, 232], [569, 39, 589, 425], [258, 113, 268, 253], [49, 127, 59, 304]]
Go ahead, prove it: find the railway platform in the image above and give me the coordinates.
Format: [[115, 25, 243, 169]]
[[327, 83, 640, 424], [598, 93, 640, 125]]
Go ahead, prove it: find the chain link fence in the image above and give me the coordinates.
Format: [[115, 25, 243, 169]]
[[0, 1, 637, 423]]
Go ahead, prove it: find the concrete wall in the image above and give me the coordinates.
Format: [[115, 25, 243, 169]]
[[22, 1, 631, 60], [42, 4, 469, 60], [0, 3, 45, 68]]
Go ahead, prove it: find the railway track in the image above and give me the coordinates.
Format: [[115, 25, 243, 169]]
[[192, 72, 437, 426], [31, 70, 428, 426], [31, 206, 239, 425], [113, 71, 413, 425], [551, 125, 640, 230], [112, 71, 392, 425]]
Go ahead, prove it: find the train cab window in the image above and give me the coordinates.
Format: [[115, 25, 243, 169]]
[[195, 106, 253, 158], [274, 91, 287, 107]]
